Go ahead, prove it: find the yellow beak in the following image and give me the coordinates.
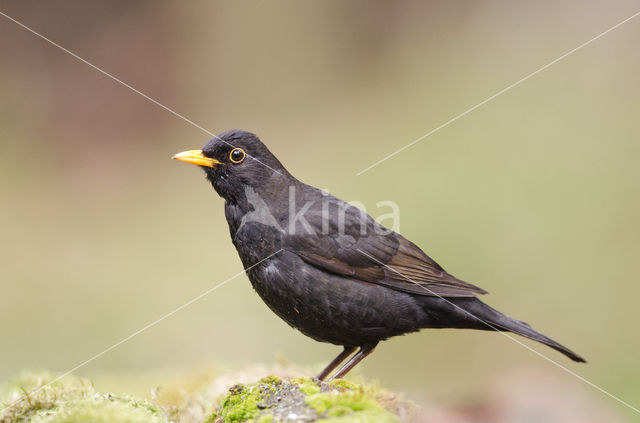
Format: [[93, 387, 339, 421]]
[[172, 150, 222, 168]]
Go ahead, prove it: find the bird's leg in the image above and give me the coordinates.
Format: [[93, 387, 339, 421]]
[[315, 346, 358, 381], [329, 343, 377, 381]]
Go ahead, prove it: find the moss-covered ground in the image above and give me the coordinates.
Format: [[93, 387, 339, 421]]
[[0, 372, 407, 423], [208, 376, 403, 423], [0, 372, 169, 423]]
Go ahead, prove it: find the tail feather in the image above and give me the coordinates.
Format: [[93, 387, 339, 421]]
[[454, 298, 587, 363]]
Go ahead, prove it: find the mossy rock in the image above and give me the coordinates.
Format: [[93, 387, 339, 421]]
[[0, 371, 410, 423], [208, 377, 404, 423], [0, 372, 169, 423]]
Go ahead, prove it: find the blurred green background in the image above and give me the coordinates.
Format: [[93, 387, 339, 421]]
[[1, 0, 638, 420]]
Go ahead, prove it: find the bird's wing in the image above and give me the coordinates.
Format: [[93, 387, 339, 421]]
[[282, 199, 487, 298]]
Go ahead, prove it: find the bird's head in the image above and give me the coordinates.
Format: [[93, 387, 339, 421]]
[[173, 130, 291, 204]]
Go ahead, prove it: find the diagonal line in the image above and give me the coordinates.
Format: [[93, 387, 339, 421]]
[[0, 10, 282, 175], [357, 9, 640, 176], [4, 249, 283, 409], [356, 248, 640, 415]]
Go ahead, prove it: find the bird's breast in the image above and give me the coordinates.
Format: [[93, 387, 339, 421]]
[[243, 250, 426, 346]]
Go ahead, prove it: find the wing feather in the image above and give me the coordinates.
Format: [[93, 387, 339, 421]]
[[284, 199, 487, 298]]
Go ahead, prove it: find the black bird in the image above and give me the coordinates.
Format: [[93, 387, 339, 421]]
[[173, 130, 585, 380]]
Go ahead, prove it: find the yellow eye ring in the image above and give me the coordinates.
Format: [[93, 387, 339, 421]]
[[229, 148, 246, 164]]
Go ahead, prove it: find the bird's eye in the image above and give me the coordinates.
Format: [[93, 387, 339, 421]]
[[229, 148, 246, 164]]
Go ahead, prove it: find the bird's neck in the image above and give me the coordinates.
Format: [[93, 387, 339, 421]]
[[231, 177, 294, 210], [223, 180, 295, 260]]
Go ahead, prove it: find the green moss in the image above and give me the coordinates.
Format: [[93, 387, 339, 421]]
[[30, 398, 168, 423], [327, 404, 354, 417], [0, 372, 168, 423], [305, 382, 399, 423], [207, 376, 403, 423], [258, 376, 281, 395], [327, 379, 358, 391], [258, 376, 280, 386], [1, 371, 403, 423], [292, 378, 321, 395], [215, 384, 262, 423]]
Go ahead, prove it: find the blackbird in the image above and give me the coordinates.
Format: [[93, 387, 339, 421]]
[[173, 129, 585, 380]]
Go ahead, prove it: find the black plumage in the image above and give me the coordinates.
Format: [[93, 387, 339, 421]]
[[173, 130, 585, 380]]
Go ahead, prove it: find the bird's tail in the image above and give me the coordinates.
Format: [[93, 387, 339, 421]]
[[453, 298, 587, 363]]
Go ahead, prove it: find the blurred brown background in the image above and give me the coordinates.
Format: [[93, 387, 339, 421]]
[[1, 1, 639, 421]]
